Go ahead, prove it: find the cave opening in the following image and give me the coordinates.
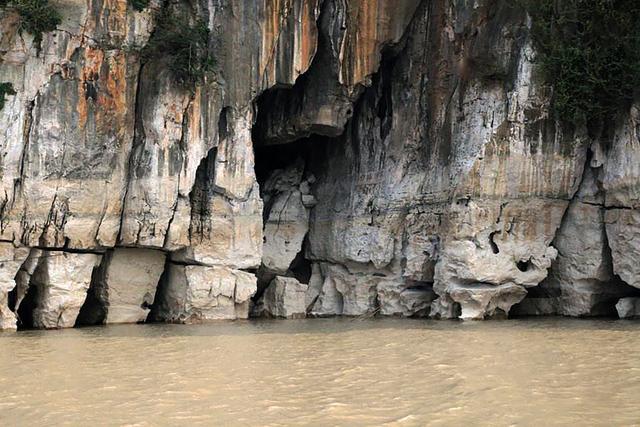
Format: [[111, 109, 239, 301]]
[[188, 147, 218, 244], [16, 282, 38, 330], [250, 135, 328, 306], [489, 231, 500, 254], [287, 236, 313, 284], [516, 260, 531, 272], [7, 286, 17, 314], [75, 255, 109, 327], [146, 256, 172, 323]]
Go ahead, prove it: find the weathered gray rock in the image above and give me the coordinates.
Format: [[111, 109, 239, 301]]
[[0, 244, 30, 330], [601, 105, 640, 294], [306, 263, 380, 317], [259, 276, 308, 319], [11, 248, 43, 324], [152, 263, 257, 322], [616, 298, 640, 319], [28, 252, 101, 329], [515, 175, 631, 317], [445, 283, 528, 320], [377, 282, 435, 317], [261, 162, 311, 275], [84, 248, 166, 324], [1, 0, 639, 326], [605, 209, 640, 290]]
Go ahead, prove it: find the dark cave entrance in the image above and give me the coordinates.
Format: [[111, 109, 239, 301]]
[[251, 136, 328, 304], [15, 283, 38, 330], [75, 254, 109, 327]]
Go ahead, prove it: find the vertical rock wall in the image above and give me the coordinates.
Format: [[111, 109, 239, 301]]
[[0, 0, 638, 328]]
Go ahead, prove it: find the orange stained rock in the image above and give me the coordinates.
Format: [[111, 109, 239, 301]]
[[339, 0, 419, 89], [76, 47, 104, 128], [340, 0, 378, 88], [260, 0, 319, 87], [84, 0, 129, 42], [298, 0, 316, 75]]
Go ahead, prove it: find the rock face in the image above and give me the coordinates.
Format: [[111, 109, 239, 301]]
[[257, 276, 308, 319], [616, 298, 640, 319], [0, 244, 29, 329], [0, 0, 639, 328], [261, 160, 313, 275], [23, 252, 100, 329], [151, 264, 256, 322], [77, 248, 166, 325]]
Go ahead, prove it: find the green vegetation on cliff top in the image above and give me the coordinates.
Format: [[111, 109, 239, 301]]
[[143, 8, 214, 89], [527, 0, 640, 124], [1, 0, 61, 51]]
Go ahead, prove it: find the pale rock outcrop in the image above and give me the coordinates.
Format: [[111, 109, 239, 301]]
[[0, 244, 30, 330], [171, 108, 263, 270], [258, 276, 308, 319], [377, 281, 434, 317], [308, 266, 344, 316], [514, 106, 640, 317], [304, 263, 325, 311], [27, 252, 101, 329], [0, 1, 153, 250], [317, 263, 378, 316], [517, 199, 630, 317], [0, 0, 323, 329], [306, 263, 436, 317], [296, 1, 588, 320], [261, 160, 314, 274], [12, 249, 43, 320], [1, 0, 640, 327], [602, 105, 640, 290], [432, 199, 563, 318], [152, 264, 257, 322], [616, 298, 640, 319], [449, 283, 527, 320], [605, 209, 640, 290], [85, 248, 166, 324]]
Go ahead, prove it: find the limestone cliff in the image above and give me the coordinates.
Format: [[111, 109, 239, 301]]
[[0, 0, 638, 329]]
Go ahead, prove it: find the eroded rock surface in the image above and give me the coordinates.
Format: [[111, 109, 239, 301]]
[[0, 0, 639, 327], [79, 248, 166, 325], [616, 298, 640, 319], [261, 160, 313, 275], [25, 252, 100, 329], [0, 244, 29, 329], [151, 263, 256, 322], [257, 276, 308, 319]]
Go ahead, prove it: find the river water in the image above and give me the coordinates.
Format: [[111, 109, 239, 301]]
[[0, 318, 639, 426]]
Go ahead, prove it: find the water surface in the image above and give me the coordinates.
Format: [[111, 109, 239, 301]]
[[1, 318, 638, 426]]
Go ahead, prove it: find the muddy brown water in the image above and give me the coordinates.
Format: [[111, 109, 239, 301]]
[[0, 318, 639, 426]]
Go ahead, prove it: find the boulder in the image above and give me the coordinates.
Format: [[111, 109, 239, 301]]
[[616, 298, 640, 319], [28, 252, 101, 329], [446, 283, 528, 320], [152, 263, 257, 322], [0, 244, 30, 330], [85, 248, 166, 324], [259, 276, 308, 319]]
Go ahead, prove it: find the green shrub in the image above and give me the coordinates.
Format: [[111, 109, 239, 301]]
[[1, 0, 61, 51], [144, 9, 213, 89], [525, 0, 640, 125], [129, 0, 149, 12], [0, 82, 17, 111]]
